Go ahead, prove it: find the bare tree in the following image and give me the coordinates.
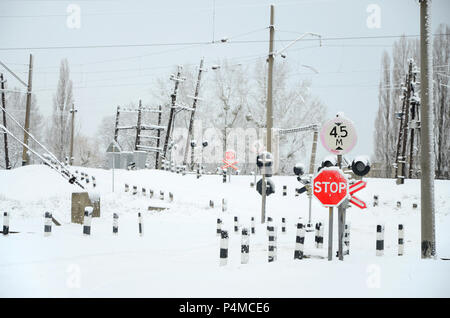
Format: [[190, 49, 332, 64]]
[[373, 27, 449, 179], [433, 24, 450, 179], [46, 59, 73, 162], [373, 51, 394, 177], [0, 89, 43, 168], [248, 60, 326, 174]]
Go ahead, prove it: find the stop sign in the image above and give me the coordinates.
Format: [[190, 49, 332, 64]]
[[313, 167, 348, 207]]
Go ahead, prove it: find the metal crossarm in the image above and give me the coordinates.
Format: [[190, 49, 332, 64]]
[[277, 123, 319, 135], [117, 125, 137, 130], [136, 145, 163, 152], [141, 124, 166, 130]]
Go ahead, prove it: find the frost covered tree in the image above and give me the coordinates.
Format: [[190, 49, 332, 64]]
[[0, 88, 43, 168], [373, 26, 449, 179], [73, 134, 103, 167], [248, 60, 326, 174], [148, 59, 327, 174], [46, 59, 73, 162], [373, 51, 395, 177], [433, 24, 450, 179]]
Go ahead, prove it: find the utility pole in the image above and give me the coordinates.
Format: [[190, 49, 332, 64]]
[[69, 103, 77, 165], [419, 0, 436, 259], [134, 100, 143, 150], [395, 62, 413, 184], [21, 54, 33, 166], [408, 68, 419, 179], [114, 106, 120, 142], [398, 61, 413, 184], [155, 105, 162, 169], [161, 66, 183, 169], [183, 58, 205, 170], [266, 4, 275, 153], [394, 76, 408, 179], [261, 4, 275, 224], [0, 73, 10, 169]]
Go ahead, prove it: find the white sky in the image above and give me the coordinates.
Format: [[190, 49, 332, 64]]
[[0, 0, 449, 161]]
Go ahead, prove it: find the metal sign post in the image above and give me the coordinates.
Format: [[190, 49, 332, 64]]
[[337, 154, 345, 261], [328, 207, 333, 261], [107, 140, 122, 193]]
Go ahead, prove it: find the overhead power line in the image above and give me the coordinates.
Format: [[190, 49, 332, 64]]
[[0, 34, 448, 51]]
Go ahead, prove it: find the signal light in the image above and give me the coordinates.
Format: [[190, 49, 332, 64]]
[[351, 157, 371, 176]]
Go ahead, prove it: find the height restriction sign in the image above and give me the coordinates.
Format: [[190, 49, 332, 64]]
[[320, 115, 357, 155]]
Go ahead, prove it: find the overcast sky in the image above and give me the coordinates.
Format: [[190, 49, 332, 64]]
[[1, 0, 449, 161]]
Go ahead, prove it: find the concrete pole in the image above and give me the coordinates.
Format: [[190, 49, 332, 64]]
[[419, 0, 436, 258], [21, 54, 33, 166], [114, 106, 120, 142], [261, 4, 274, 224], [161, 67, 182, 169], [184, 58, 204, 170], [266, 5, 275, 153]]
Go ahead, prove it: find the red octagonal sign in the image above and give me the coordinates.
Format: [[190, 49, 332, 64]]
[[313, 167, 349, 207]]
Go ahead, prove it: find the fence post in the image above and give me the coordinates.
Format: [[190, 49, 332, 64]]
[[219, 230, 229, 266], [234, 216, 239, 233], [314, 223, 319, 248], [3, 212, 9, 235], [344, 223, 350, 255], [83, 207, 93, 236], [268, 223, 275, 262], [251, 217, 255, 234], [216, 218, 222, 236], [294, 222, 305, 260], [266, 217, 272, 236], [132, 186, 137, 195], [138, 212, 143, 236], [283, 185, 287, 196], [44, 211, 52, 236], [113, 213, 119, 235], [222, 169, 226, 183], [273, 225, 278, 261], [376, 225, 384, 256], [398, 224, 404, 256], [318, 222, 324, 249], [241, 228, 250, 264]]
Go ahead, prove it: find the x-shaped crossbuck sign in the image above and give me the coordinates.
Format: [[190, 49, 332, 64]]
[[222, 159, 238, 170], [348, 180, 367, 209]]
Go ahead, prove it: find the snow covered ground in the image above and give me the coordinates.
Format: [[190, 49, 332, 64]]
[[0, 165, 449, 297]]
